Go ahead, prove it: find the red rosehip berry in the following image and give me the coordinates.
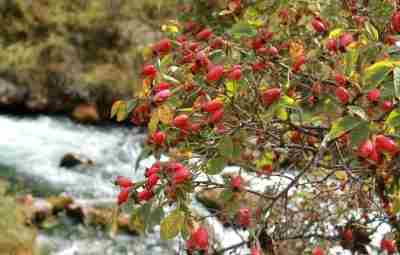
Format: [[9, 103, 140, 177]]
[[173, 114, 190, 129], [339, 33, 354, 51], [312, 246, 325, 255], [142, 64, 157, 79], [237, 207, 251, 227], [252, 62, 268, 72], [145, 162, 161, 177], [115, 176, 134, 189], [211, 37, 224, 49], [227, 66, 242, 81], [312, 18, 327, 33], [326, 38, 338, 53], [154, 82, 171, 93], [375, 135, 399, 154], [191, 226, 209, 251], [343, 228, 353, 241], [196, 28, 213, 41], [166, 162, 185, 173], [117, 188, 130, 205], [381, 239, 396, 253], [207, 65, 224, 82], [358, 139, 374, 158], [268, 46, 279, 57], [292, 55, 306, 73], [208, 109, 224, 124], [146, 174, 160, 189], [335, 86, 350, 104], [250, 246, 263, 255], [335, 74, 348, 87], [231, 176, 243, 190], [291, 130, 302, 143], [138, 189, 154, 202], [367, 89, 381, 103], [262, 88, 282, 106], [392, 11, 400, 33], [172, 166, 191, 184], [154, 89, 172, 103], [152, 38, 172, 55], [369, 147, 381, 163], [382, 100, 394, 112], [261, 164, 273, 175], [151, 131, 167, 145], [251, 37, 265, 50]]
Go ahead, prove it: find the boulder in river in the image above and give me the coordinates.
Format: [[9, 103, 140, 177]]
[[59, 153, 94, 168], [0, 78, 28, 106], [72, 104, 100, 123]]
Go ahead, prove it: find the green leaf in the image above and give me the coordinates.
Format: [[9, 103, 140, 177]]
[[160, 209, 185, 240], [327, 116, 363, 142], [344, 49, 359, 77], [364, 22, 379, 41], [394, 67, 400, 100], [385, 109, 400, 129], [206, 157, 226, 175], [350, 121, 370, 147], [147, 207, 164, 230], [347, 105, 368, 120], [229, 21, 257, 39], [218, 136, 235, 158], [219, 189, 234, 203], [126, 99, 137, 115], [131, 208, 146, 234], [363, 60, 399, 89]]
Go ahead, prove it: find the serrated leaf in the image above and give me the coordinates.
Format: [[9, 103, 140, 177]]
[[206, 157, 226, 175], [327, 116, 362, 141], [160, 209, 185, 240], [363, 60, 400, 89], [394, 67, 400, 100], [347, 105, 368, 120], [230, 21, 257, 39]]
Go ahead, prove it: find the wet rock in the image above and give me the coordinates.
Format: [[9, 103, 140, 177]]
[[47, 195, 74, 214], [59, 153, 94, 168], [31, 199, 53, 223], [72, 103, 100, 123]]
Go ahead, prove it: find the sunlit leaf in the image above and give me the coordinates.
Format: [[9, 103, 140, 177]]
[[327, 116, 362, 141], [347, 105, 368, 120], [206, 157, 226, 175], [111, 100, 128, 122], [363, 60, 400, 89], [385, 109, 400, 129], [364, 22, 379, 41], [335, 171, 348, 182], [160, 209, 185, 240]]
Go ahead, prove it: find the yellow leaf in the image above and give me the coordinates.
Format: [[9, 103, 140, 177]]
[[111, 100, 128, 122], [157, 104, 174, 124], [136, 79, 152, 99], [335, 171, 348, 182], [142, 47, 153, 61], [162, 24, 179, 33], [289, 41, 305, 61], [329, 28, 344, 39], [148, 110, 160, 134]]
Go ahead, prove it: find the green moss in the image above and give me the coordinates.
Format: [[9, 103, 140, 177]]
[[0, 0, 177, 109]]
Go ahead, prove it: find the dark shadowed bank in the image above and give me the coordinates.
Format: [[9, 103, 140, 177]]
[[0, 0, 177, 123]]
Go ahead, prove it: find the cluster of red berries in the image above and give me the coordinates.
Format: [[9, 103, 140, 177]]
[[358, 135, 399, 164]]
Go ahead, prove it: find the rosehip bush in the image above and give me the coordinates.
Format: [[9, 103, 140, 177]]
[[111, 0, 400, 254]]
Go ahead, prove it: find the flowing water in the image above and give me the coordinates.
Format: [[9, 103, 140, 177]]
[[0, 114, 390, 255]]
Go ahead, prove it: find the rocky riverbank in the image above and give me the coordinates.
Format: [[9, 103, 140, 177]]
[[0, 0, 177, 123]]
